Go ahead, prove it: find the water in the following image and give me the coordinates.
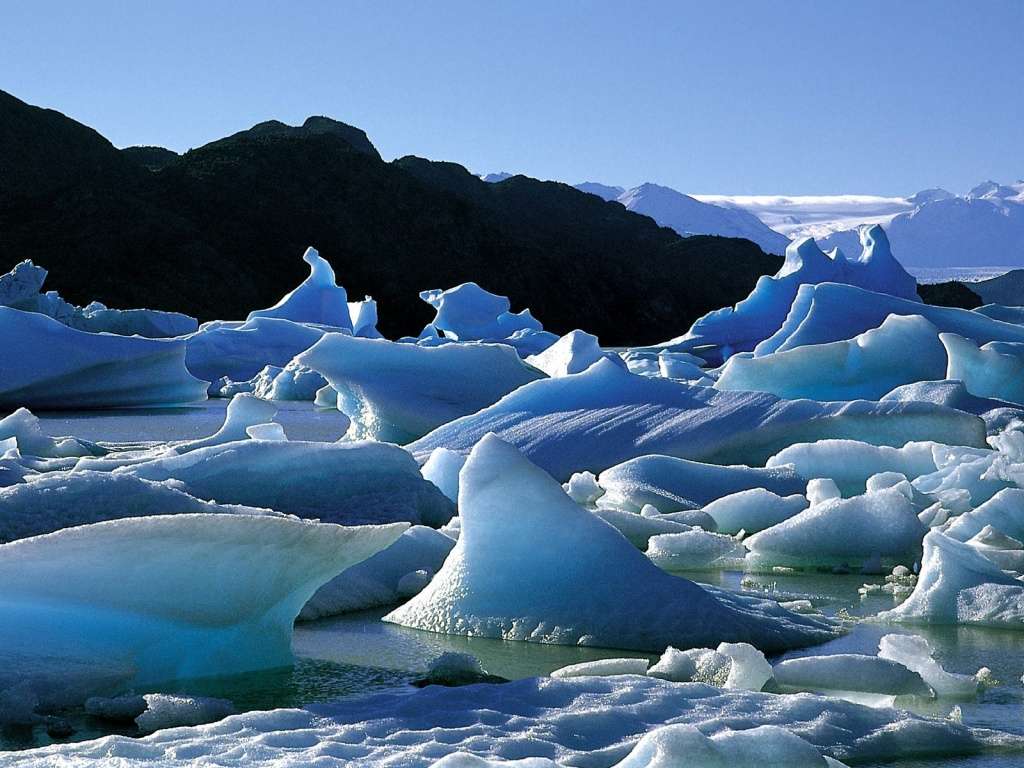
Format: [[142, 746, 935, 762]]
[[907, 266, 1017, 285], [9, 405, 1024, 764]]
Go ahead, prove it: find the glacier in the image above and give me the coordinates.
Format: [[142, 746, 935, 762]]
[[408, 357, 986, 480], [386, 434, 834, 653]]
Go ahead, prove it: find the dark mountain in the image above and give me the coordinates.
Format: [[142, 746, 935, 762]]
[[970, 269, 1024, 307], [917, 281, 982, 309], [0, 89, 781, 344]]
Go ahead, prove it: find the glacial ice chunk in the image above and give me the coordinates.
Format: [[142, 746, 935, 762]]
[[421, 447, 467, 504], [877, 634, 980, 697], [524, 329, 620, 377], [420, 282, 541, 342], [120, 439, 454, 526], [745, 487, 925, 571], [385, 434, 833, 653], [185, 317, 327, 383], [878, 531, 1024, 629], [0, 307, 208, 409], [704, 489, 808, 535], [247, 247, 352, 330], [715, 314, 948, 402], [0, 515, 405, 688], [772, 654, 932, 697], [550, 658, 650, 678], [943, 333, 1024, 405], [409, 358, 986, 480], [0, 408, 103, 459], [299, 334, 544, 443]]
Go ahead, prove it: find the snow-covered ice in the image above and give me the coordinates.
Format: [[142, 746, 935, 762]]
[[524, 329, 620, 377], [704, 488, 808, 535], [409, 358, 986, 480], [386, 434, 833, 652]]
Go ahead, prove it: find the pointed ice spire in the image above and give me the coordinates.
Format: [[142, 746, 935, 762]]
[[777, 237, 834, 280], [247, 247, 352, 329]]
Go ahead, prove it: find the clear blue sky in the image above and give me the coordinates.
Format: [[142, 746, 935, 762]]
[[2, 0, 1021, 195]]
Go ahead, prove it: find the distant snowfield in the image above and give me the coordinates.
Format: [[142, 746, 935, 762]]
[[693, 194, 913, 239]]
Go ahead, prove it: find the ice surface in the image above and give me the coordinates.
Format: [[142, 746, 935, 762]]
[[135, 694, 235, 732], [299, 525, 454, 620], [756, 282, 1024, 357], [655, 226, 918, 360], [646, 529, 747, 570], [768, 439, 940, 495], [420, 282, 541, 342], [247, 247, 352, 330], [715, 314, 948, 401], [0, 470, 276, 542], [0, 260, 196, 338], [0, 408, 102, 459], [772, 654, 932, 697], [881, 379, 1024, 434], [249, 360, 328, 401], [119, 439, 454, 526], [704, 489, 808, 535], [592, 507, 694, 549], [0, 307, 208, 409], [879, 531, 1024, 629], [597, 454, 805, 513], [745, 487, 925, 571], [550, 657, 650, 678], [409, 358, 986, 480], [5, 675, 997, 766], [943, 332, 1024, 405], [386, 435, 833, 653], [421, 447, 467, 504], [347, 296, 382, 338], [0, 515, 405, 690], [299, 334, 544, 443], [944, 488, 1024, 542], [524, 329, 619, 377], [877, 634, 980, 697], [185, 317, 327, 383]]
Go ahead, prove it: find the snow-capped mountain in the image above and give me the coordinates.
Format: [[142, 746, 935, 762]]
[[702, 182, 1024, 268], [814, 181, 1024, 267], [575, 182, 790, 255]]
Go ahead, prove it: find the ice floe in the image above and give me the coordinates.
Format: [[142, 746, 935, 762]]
[[409, 358, 986, 480], [386, 434, 833, 652], [299, 333, 543, 442]]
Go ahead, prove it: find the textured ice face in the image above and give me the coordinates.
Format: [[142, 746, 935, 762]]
[[716, 314, 948, 402], [409, 358, 986, 481], [745, 487, 925, 572], [0, 515, 406, 696], [2, 675, 997, 767], [419, 282, 542, 342], [772, 654, 932, 697], [0, 307, 208, 410], [704, 488, 808, 535], [299, 334, 544, 443], [878, 531, 1024, 630], [943, 333, 1024, 405], [185, 316, 328, 383], [653, 225, 919, 361], [525, 329, 620, 377], [386, 434, 833, 653], [247, 246, 352, 330]]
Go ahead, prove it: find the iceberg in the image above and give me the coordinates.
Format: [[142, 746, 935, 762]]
[[247, 246, 352, 330], [772, 654, 932, 698], [0, 515, 405, 689], [0, 307, 208, 409], [942, 333, 1024, 405], [185, 317, 326, 383], [881, 379, 1024, 434], [299, 525, 455, 620], [0, 260, 197, 338], [654, 226, 919, 362], [745, 486, 925, 571], [646, 529, 747, 571], [0, 470, 275, 542], [756, 282, 1024, 357], [715, 314, 948, 402], [421, 447, 467, 504], [596, 454, 805, 513], [0, 408, 103, 459], [878, 531, 1024, 629], [767, 439, 943, 496], [704, 489, 809, 535], [119, 438, 454, 526], [298, 334, 544, 443], [524, 329, 619, 377], [386, 435, 833, 653], [4, 675, 998, 767], [943, 488, 1024, 542], [420, 282, 541, 342], [409, 359, 986, 480], [877, 634, 980, 697]]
